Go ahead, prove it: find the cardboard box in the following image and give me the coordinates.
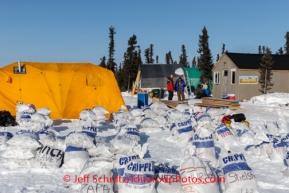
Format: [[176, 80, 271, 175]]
[[152, 97, 161, 103], [148, 91, 153, 98]]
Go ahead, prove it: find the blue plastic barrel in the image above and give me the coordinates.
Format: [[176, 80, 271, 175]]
[[137, 93, 148, 108]]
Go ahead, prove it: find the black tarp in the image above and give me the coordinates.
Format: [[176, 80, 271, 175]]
[[0, 110, 16, 126]]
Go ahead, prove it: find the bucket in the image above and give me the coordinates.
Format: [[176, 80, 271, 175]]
[[159, 89, 165, 99], [222, 95, 229, 100], [137, 93, 148, 108], [227, 94, 235, 100], [152, 89, 160, 98]]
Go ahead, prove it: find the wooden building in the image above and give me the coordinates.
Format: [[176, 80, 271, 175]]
[[212, 52, 289, 100]]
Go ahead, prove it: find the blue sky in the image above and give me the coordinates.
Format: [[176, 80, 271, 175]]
[[0, 0, 288, 68]]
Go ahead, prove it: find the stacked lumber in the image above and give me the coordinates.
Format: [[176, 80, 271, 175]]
[[194, 97, 241, 110]]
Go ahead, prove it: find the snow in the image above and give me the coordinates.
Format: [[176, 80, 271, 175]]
[[1, 92, 289, 192], [249, 92, 289, 107]]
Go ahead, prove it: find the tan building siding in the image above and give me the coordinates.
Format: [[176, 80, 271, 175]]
[[213, 55, 240, 99], [238, 70, 289, 99], [238, 70, 260, 100], [271, 71, 289, 93], [213, 54, 289, 101]]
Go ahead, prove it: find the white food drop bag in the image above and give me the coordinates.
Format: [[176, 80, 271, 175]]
[[121, 143, 156, 193], [220, 153, 259, 193]]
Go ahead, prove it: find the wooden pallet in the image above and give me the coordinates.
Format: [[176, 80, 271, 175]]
[[160, 97, 241, 110], [202, 97, 240, 105], [194, 97, 241, 110], [194, 103, 241, 110]]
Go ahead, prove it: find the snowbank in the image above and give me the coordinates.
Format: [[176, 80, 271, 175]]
[[1, 93, 289, 192], [249, 93, 289, 106]]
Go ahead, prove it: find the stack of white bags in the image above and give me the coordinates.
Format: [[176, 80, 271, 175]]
[[0, 99, 266, 193], [2, 102, 64, 169], [2, 130, 41, 168]]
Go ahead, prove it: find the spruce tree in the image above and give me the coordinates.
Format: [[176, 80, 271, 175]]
[[222, 44, 225, 54], [278, 47, 284, 55], [216, 54, 219, 62], [149, 44, 154, 64], [169, 51, 173, 64], [122, 35, 140, 91], [285, 32, 289, 55], [144, 48, 149, 63], [165, 51, 173, 64], [192, 57, 196, 68], [259, 48, 274, 94], [258, 45, 262, 54], [262, 46, 265, 54], [156, 55, 159, 64], [116, 63, 124, 90], [179, 45, 188, 67], [144, 45, 154, 64], [165, 53, 170, 64], [136, 46, 143, 66], [99, 56, 106, 68], [107, 26, 116, 73], [197, 27, 214, 89]]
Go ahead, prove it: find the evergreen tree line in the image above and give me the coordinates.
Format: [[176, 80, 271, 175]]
[[100, 26, 289, 92], [258, 32, 289, 55], [100, 26, 215, 91]]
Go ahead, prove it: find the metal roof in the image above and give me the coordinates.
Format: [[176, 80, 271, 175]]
[[225, 52, 289, 70], [139, 64, 184, 78]]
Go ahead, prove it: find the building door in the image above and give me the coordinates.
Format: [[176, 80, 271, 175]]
[[222, 70, 228, 96]]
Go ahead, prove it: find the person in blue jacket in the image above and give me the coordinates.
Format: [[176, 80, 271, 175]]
[[175, 77, 186, 101], [202, 84, 211, 97]]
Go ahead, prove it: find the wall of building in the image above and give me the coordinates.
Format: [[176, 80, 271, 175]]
[[213, 55, 289, 100], [140, 77, 167, 89], [271, 71, 289, 93], [238, 70, 289, 100], [212, 55, 239, 99], [238, 70, 260, 100]]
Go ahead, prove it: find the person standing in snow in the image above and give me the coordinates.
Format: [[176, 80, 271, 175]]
[[175, 77, 186, 101], [167, 74, 174, 100]]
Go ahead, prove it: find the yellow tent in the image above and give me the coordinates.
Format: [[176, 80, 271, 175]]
[[0, 61, 125, 119]]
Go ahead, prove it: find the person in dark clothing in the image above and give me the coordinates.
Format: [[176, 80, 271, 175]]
[[167, 74, 174, 100], [196, 92, 207, 99], [194, 84, 207, 99], [194, 84, 203, 96], [174, 77, 186, 101]]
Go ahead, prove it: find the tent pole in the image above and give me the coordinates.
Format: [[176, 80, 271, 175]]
[[131, 71, 141, 96], [18, 61, 21, 73], [185, 70, 191, 96]]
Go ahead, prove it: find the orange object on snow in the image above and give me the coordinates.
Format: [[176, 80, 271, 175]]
[[0, 62, 125, 119]]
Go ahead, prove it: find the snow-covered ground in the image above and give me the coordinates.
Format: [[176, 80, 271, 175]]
[[1, 92, 289, 192]]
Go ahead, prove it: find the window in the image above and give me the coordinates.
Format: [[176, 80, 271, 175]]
[[13, 66, 26, 74], [214, 71, 220, 84], [231, 69, 236, 84], [86, 75, 103, 86], [223, 70, 228, 76]]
